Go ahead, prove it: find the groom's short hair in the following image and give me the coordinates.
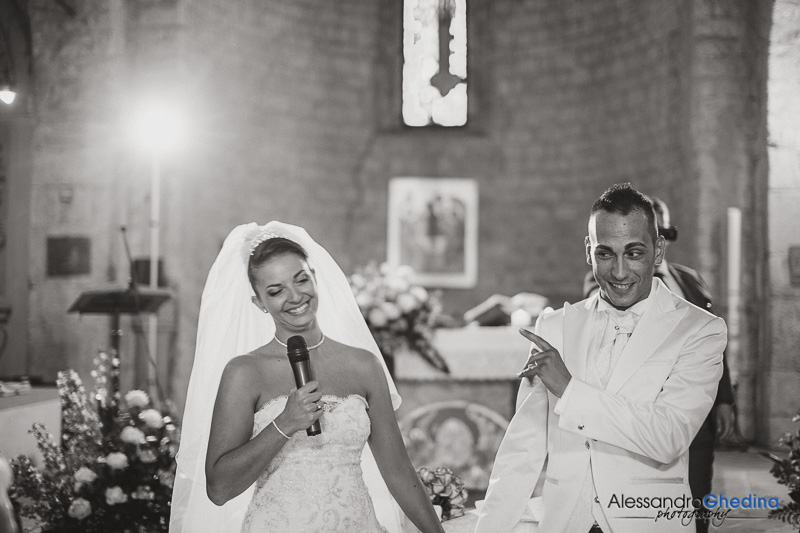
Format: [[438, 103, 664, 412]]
[[590, 183, 658, 244]]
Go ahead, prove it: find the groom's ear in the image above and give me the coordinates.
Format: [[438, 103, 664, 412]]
[[585, 236, 593, 266]]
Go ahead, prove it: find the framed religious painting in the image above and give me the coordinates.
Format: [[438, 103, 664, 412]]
[[387, 177, 478, 288]]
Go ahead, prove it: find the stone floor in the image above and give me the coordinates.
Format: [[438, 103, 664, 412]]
[[15, 448, 800, 532], [709, 448, 797, 532], [460, 448, 798, 532]]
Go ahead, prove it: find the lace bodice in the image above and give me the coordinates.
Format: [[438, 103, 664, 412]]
[[240, 394, 388, 533]]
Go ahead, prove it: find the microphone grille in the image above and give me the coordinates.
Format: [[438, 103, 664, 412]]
[[287, 335, 307, 350], [286, 335, 309, 363]]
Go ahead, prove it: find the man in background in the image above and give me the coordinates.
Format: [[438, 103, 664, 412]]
[[583, 195, 735, 533]]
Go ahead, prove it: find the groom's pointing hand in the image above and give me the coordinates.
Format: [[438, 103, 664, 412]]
[[516, 328, 572, 398]]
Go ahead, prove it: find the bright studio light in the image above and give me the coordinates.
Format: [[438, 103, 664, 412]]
[[0, 86, 16, 105], [131, 100, 184, 155]]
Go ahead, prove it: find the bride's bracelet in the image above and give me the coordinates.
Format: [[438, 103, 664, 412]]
[[271, 420, 291, 440]]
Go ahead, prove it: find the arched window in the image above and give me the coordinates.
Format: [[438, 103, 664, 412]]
[[402, 0, 467, 127]]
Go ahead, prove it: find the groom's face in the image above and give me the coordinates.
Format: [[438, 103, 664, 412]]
[[585, 209, 665, 310]]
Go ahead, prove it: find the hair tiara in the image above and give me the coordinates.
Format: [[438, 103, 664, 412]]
[[246, 227, 286, 256]]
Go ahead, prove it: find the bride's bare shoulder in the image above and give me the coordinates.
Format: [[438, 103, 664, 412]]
[[322, 338, 376, 361], [321, 339, 384, 379]]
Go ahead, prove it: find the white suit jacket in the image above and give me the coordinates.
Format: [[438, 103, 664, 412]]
[[475, 280, 726, 533]]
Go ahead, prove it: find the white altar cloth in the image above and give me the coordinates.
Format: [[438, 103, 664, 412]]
[[0, 388, 61, 468]]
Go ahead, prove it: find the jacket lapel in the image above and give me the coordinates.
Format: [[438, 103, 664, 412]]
[[562, 295, 597, 381], [605, 280, 688, 394]]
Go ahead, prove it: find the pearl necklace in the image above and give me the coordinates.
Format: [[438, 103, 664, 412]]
[[274, 334, 325, 350]]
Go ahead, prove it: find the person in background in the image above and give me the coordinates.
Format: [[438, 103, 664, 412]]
[[582, 195, 735, 533]]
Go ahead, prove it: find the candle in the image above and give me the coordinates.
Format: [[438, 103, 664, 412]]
[[727, 207, 742, 383]]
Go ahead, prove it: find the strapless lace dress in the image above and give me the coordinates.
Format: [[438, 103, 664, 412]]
[[241, 394, 388, 533]]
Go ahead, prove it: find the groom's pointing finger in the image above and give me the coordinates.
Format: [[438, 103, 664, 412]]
[[518, 328, 554, 352]]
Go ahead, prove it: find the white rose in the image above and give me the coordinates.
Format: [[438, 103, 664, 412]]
[[158, 469, 175, 488], [396, 293, 418, 313], [368, 308, 388, 328], [138, 448, 158, 464], [355, 292, 374, 309], [74, 466, 97, 484], [68, 498, 92, 520], [125, 390, 149, 408], [120, 426, 146, 444], [139, 409, 165, 429], [381, 302, 402, 321], [395, 265, 415, 279], [387, 276, 410, 293], [106, 452, 129, 470], [131, 485, 155, 500], [105, 486, 129, 505], [350, 273, 366, 288], [410, 286, 428, 303]]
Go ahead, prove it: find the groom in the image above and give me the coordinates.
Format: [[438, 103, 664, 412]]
[[475, 183, 726, 532]]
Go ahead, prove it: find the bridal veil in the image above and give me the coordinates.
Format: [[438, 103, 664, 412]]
[[169, 221, 403, 532]]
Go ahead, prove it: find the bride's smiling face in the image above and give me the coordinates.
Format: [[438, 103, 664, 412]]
[[251, 252, 319, 332]]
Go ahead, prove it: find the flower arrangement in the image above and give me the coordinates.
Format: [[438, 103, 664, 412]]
[[350, 262, 450, 375], [9, 350, 179, 532], [762, 408, 800, 528], [417, 467, 468, 521]]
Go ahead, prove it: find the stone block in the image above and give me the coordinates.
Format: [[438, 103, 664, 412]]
[[765, 371, 800, 419], [767, 147, 800, 190], [770, 299, 800, 370], [768, 189, 800, 252]]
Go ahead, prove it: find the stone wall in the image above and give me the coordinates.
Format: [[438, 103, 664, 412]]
[[765, 0, 800, 445], [0, 0, 34, 379], [17, 0, 778, 432], [25, 0, 129, 384]]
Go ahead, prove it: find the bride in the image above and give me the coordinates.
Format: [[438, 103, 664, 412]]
[[169, 221, 444, 533]]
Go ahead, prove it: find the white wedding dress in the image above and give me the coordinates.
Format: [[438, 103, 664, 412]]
[[241, 394, 388, 533]]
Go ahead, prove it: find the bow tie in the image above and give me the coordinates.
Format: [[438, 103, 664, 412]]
[[606, 309, 635, 334]]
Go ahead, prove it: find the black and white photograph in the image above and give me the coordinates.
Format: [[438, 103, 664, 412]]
[[0, 1, 798, 532]]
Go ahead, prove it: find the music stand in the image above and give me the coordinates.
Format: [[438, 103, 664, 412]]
[[69, 285, 171, 426], [69, 285, 172, 354]]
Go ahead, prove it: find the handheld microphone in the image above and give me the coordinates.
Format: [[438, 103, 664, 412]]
[[287, 335, 321, 436]]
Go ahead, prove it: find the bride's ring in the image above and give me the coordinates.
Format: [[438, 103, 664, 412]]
[[316, 403, 322, 411]]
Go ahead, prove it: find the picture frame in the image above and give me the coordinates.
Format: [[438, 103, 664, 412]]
[[46, 236, 91, 277], [387, 177, 478, 288]]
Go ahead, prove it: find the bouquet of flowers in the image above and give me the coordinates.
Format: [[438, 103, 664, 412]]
[[762, 408, 800, 528], [417, 467, 468, 521], [10, 350, 179, 532], [349, 262, 449, 375]]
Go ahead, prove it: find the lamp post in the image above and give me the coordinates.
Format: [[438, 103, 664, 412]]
[[133, 100, 181, 400], [147, 155, 161, 400], [0, 84, 15, 105]]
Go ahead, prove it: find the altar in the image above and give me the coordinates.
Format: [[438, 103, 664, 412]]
[[394, 326, 530, 496], [0, 388, 61, 467]]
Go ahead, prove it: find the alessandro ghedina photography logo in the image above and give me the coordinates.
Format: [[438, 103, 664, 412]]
[[608, 492, 780, 526]]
